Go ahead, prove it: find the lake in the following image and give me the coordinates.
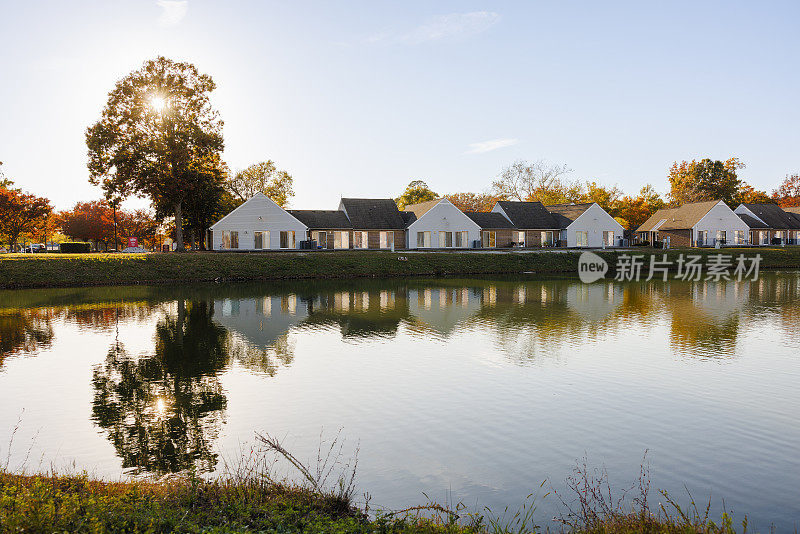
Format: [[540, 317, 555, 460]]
[[1, 274, 798, 531]]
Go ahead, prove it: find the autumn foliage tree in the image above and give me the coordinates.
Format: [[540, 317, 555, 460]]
[[772, 173, 800, 207], [616, 185, 665, 231], [0, 187, 52, 249], [86, 57, 224, 251], [444, 192, 501, 212]]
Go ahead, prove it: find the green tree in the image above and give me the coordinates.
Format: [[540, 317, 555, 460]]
[[226, 160, 294, 207], [395, 180, 438, 209], [86, 56, 224, 251], [582, 181, 623, 214]]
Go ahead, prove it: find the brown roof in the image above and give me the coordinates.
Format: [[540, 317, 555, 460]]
[[464, 211, 516, 229], [637, 200, 719, 232], [339, 198, 406, 229], [402, 199, 443, 220], [783, 206, 800, 214], [739, 203, 800, 229], [544, 203, 594, 229], [495, 201, 560, 229]]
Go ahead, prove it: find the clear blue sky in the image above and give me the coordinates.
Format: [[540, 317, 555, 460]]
[[1, 1, 798, 210]]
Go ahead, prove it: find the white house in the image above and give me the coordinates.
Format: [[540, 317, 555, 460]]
[[208, 192, 308, 250], [403, 198, 482, 249], [638, 200, 750, 247], [546, 203, 625, 248]]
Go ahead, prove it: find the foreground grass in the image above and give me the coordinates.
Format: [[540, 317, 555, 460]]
[[0, 471, 753, 534], [2, 247, 800, 289]]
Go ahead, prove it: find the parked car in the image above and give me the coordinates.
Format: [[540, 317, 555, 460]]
[[24, 243, 46, 253]]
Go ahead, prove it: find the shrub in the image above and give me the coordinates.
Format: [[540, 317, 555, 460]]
[[59, 242, 91, 253]]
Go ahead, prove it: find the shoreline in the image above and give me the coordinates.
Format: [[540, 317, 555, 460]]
[[2, 248, 800, 290]]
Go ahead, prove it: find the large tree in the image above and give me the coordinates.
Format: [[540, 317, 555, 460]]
[[395, 180, 438, 209], [490, 160, 577, 204], [772, 173, 800, 207], [444, 192, 501, 212], [59, 200, 116, 250], [226, 160, 294, 207], [86, 56, 224, 251], [616, 184, 665, 231], [0, 187, 52, 249], [667, 157, 744, 205]]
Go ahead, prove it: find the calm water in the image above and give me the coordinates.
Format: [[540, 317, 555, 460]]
[[1, 275, 799, 530]]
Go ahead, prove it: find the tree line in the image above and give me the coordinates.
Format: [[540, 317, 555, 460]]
[[395, 158, 800, 232]]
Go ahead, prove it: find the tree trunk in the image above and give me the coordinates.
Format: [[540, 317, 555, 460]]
[[174, 202, 185, 252]]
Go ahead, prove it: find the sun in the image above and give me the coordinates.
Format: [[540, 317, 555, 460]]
[[149, 95, 167, 112]]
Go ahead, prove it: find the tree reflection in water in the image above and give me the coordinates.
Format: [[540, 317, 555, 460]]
[[91, 300, 229, 475], [0, 310, 55, 368]]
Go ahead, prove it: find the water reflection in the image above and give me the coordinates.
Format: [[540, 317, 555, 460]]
[[2, 274, 800, 476], [91, 301, 228, 474]]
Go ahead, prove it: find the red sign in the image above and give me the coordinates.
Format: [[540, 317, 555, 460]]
[[127, 237, 138, 248]]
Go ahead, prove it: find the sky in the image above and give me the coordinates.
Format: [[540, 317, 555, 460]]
[[1, 0, 799, 211]]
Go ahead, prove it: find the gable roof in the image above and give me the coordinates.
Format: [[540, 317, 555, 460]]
[[210, 192, 306, 230], [544, 203, 595, 229], [288, 210, 352, 229], [637, 200, 720, 232], [739, 203, 800, 229], [783, 206, 800, 225], [737, 213, 770, 229], [339, 198, 406, 229], [402, 199, 442, 220], [400, 211, 417, 227], [464, 211, 516, 229], [495, 201, 559, 229]]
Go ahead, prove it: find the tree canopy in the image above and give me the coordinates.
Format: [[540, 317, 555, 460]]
[[86, 56, 224, 251], [226, 160, 294, 207], [772, 173, 800, 207], [444, 192, 500, 212], [395, 180, 438, 209], [490, 160, 579, 204], [0, 187, 52, 248]]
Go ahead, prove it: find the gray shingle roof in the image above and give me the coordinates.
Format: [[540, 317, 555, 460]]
[[288, 210, 352, 229], [544, 203, 595, 229], [737, 213, 770, 229], [400, 211, 417, 227], [495, 201, 559, 229], [464, 211, 516, 229], [637, 200, 719, 232], [740, 203, 800, 229], [339, 198, 406, 229]]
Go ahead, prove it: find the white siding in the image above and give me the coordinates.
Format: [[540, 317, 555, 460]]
[[209, 193, 307, 250], [564, 203, 625, 247], [693, 201, 750, 246], [406, 199, 482, 249]]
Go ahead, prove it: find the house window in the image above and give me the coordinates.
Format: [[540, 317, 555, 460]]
[[280, 230, 295, 249], [734, 230, 745, 245], [416, 231, 431, 248], [379, 231, 394, 249], [230, 231, 239, 249], [517, 231, 526, 247], [334, 231, 350, 249], [354, 231, 368, 249], [697, 231, 708, 246], [575, 231, 588, 247], [443, 231, 453, 247], [315, 231, 327, 248], [603, 231, 615, 246], [221, 231, 231, 249], [541, 231, 554, 246], [455, 231, 464, 248], [716, 230, 726, 245], [482, 231, 496, 248], [254, 231, 263, 249]]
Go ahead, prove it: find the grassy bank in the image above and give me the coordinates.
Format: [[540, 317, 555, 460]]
[[2, 247, 800, 289], [0, 471, 750, 533]]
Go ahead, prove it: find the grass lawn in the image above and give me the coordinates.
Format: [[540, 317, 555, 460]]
[[1, 248, 799, 289]]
